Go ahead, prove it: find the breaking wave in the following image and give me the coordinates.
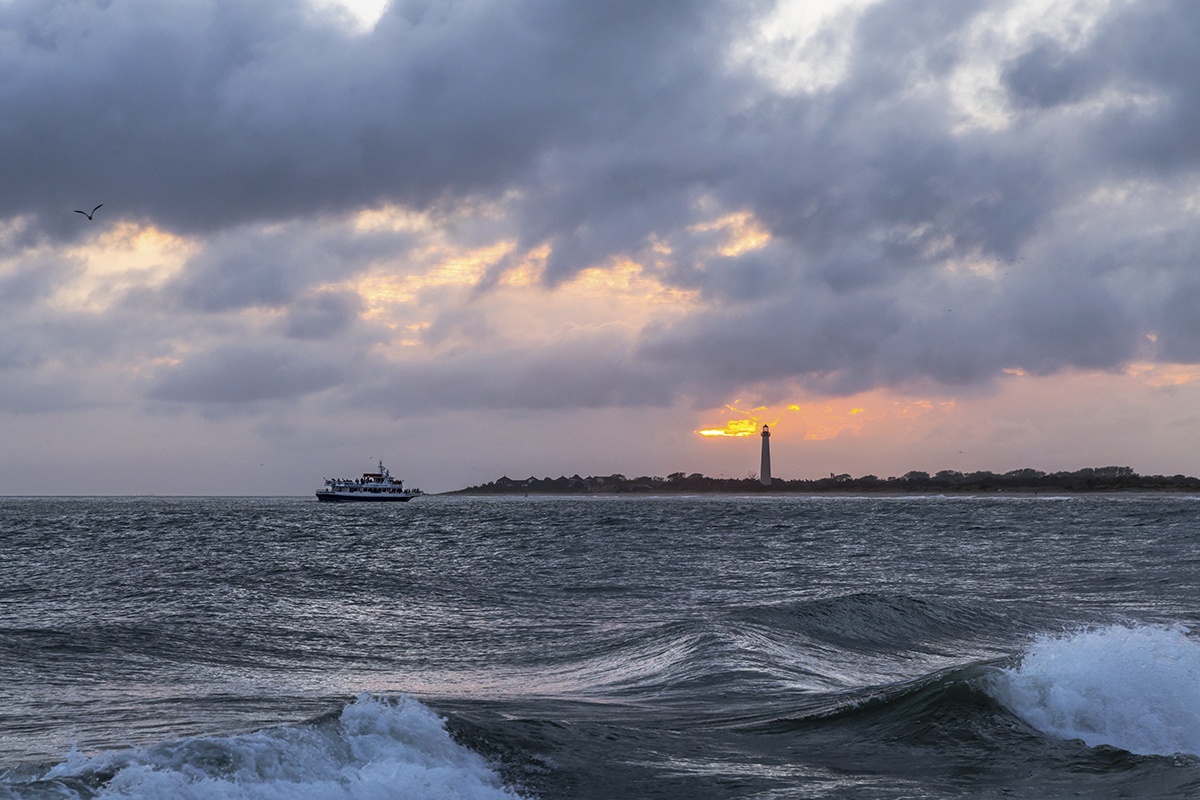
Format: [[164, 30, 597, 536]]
[[988, 623, 1200, 756], [6, 695, 525, 800]]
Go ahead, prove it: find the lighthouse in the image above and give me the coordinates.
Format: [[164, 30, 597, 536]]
[[760, 424, 772, 486]]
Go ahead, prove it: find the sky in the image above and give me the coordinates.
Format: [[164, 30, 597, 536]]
[[3, 0, 1200, 494]]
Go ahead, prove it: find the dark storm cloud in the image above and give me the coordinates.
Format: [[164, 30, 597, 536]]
[[624, 0, 1200, 398], [281, 290, 362, 340], [7, 0, 1200, 414], [353, 329, 683, 413], [640, 262, 1138, 397], [1161, 283, 1200, 364], [997, 3, 1200, 178], [1001, 36, 1099, 109], [148, 344, 345, 403], [0, 0, 725, 236], [1068, 3, 1200, 175]]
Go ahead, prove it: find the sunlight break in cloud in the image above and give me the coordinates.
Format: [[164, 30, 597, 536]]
[[697, 403, 796, 438], [56, 224, 198, 312], [309, 0, 388, 31]]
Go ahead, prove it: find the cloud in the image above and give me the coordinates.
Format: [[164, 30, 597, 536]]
[[1001, 35, 1098, 109], [0, 252, 83, 309], [281, 289, 363, 340], [353, 328, 683, 414], [0, 0, 731, 235], [4, 0, 1200, 424], [148, 344, 346, 404]]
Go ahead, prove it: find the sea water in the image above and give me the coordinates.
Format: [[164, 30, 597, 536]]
[[1, 494, 1199, 799]]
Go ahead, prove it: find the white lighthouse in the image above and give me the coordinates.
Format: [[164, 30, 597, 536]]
[[760, 424, 772, 486]]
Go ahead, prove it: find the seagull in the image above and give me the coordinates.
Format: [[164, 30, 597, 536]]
[[74, 204, 103, 220]]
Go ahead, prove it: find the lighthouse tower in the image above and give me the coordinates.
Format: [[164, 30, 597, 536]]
[[760, 424, 772, 486]]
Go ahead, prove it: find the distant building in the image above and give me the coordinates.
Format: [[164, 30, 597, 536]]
[[760, 424, 772, 486]]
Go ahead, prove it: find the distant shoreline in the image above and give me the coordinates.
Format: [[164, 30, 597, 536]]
[[442, 488, 1200, 497], [445, 467, 1200, 496], [442, 488, 1200, 496]]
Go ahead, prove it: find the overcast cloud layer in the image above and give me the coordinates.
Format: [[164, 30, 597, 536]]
[[2, 0, 1200, 488]]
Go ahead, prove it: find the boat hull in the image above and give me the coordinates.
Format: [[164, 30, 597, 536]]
[[316, 492, 417, 502]]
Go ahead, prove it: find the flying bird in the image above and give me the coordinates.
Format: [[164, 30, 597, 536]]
[[74, 204, 103, 220]]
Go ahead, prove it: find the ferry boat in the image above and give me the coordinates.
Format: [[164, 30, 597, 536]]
[[316, 461, 422, 502]]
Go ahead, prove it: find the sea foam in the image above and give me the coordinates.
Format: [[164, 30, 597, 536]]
[[29, 694, 524, 800], [988, 623, 1200, 756]]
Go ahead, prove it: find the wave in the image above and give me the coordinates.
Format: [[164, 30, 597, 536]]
[[455, 593, 1030, 711], [987, 622, 1200, 757], [733, 592, 1023, 653], [759, 659, 1002, 733], [3, 695, 526, 800], [757, 620, 1200, 759]]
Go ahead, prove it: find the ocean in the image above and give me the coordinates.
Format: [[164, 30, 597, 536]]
[[1, 494, 1199, 799]]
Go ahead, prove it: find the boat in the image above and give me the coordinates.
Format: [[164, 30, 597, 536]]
[[316, 461, 423, 502]]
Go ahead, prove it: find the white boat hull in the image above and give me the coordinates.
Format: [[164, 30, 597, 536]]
[[316, 490, 418, 502]]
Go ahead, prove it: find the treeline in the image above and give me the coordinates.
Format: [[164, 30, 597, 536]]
[[450, 466, 1200, 494]]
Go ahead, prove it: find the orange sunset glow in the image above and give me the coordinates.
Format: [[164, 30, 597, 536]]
[[696, 403, 797, 437]]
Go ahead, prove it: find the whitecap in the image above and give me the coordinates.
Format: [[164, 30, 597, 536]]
[[988, 622, 1200, 757], [30, 694, 525, 800]]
